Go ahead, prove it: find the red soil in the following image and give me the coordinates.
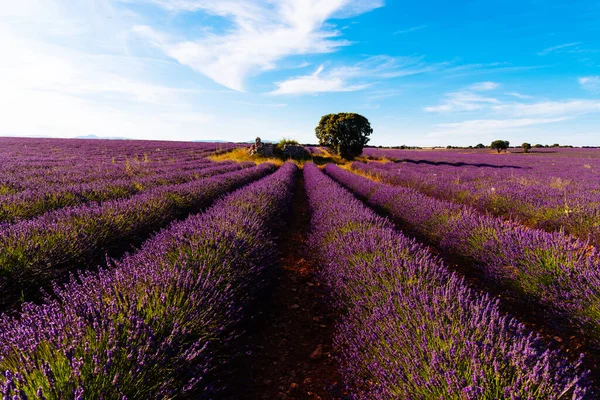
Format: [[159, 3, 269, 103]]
[[224, 174, 344, 400]]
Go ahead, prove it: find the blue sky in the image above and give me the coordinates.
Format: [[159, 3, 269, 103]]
[[1, 0, 599, 146]]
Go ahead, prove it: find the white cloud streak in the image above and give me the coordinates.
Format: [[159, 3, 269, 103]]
[[425, 82, 500, 113], [430, 117, 569, 136], [235, 101, 288, 108], [0, 2, 228, 141], [132, 0, 383, 91], [579, 76, 600, 93], [538, 42, 581, 55], [269, 65, 370, 95], [426, 79, 600, 138], [505, 92, 534, 99], [270, 55, 434, 95], [469, 81, 499, 91], [425, 93, 500, 113], [492, 100, 600, 117], [393, 25, 427, 35]]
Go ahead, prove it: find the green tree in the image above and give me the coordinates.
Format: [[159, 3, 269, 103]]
[[315, 113, 372, 160], [490, 140, 510, 153], [522, 142, 532, 153], [475, 143, 485, 149]]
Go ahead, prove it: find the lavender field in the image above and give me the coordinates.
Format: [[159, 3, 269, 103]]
[[1, 138, 600, 399]]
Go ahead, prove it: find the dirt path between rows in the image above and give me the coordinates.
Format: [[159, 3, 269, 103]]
[[222, 173, 344, 400]]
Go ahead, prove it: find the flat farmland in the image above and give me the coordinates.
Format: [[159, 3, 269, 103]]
[[1, 139, 599, 399]]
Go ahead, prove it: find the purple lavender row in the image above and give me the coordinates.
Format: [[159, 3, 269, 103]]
[[0, 160, 250, 224], [0, 156, 217, 202], [324, 164, 600, 347], [0, 137, 239, 165], [304, 163, 590, 399], [0, 139, 240, 193], [353, 152, 600, 245], [0, 162, 297, 399], [0, 163, 275, 308], [0, 152, 215, 194]]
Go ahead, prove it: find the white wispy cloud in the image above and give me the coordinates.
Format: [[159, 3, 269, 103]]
[[538, 42, 581, 55], [443, 62, 547, 78], [505, 92, 534, 99], [427, 80, 600, 120], [0, 2, 232, 141], [425, 93, 500, 113], [429, 117, 569, 137], [492, 100, 600, 117], [393, 25, 427, 35], [132, 0, 383, 91], [579, 76, 600, 93], [235, 101, 288, 108], [270, 55, 434, 95], [366, 89, 402, 100], [426, 78, 600, 137], [270, 65, 371, 95], [425, 82, 500, 113], [469, 81, 499, 91]]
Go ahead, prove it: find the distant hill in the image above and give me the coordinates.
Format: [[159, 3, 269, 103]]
[[243, 139, 277, 144], [76, 134, 130, 140]]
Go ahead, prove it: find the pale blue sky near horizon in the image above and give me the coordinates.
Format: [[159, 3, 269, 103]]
[[1, 1, 599, 146]]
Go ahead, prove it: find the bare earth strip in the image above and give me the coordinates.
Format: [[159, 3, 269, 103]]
[[224, 174, 344, 400]]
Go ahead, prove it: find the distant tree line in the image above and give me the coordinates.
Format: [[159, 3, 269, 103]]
[[366, 145, 423, 149], [442, 141, 580, 151]]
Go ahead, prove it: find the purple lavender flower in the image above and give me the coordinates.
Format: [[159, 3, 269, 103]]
[[0, 162, 297, 398], [304, 162, 590, 399]]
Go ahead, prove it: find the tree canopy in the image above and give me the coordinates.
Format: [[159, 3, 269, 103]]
[[315, 113, 372, 160], [490, 140, 510, 153], [522, 142, 532, 153]]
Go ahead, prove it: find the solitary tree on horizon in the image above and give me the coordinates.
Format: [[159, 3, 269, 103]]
[[315, 113, 372, 160], [491, 140, 510, 153]]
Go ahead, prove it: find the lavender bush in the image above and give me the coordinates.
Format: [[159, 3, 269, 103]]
[[325, 164, 600, 344], [353, 149, 600, 245], [0, 160, 250, 224], [304, 163, 590, 399], [0, 138, 240, 195], [0, 162, 297, 398], [0, 163, 275, 308]]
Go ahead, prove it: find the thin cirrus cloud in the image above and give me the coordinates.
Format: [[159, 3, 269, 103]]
[[425, 82, 500, 113], [579, 76, 600, 93], [469, 81, 499, 91], [427, 80, 600, 137], [505, 92, 534, 99], [132, 0, 384, 92], [537, 42, 581, 56], [492, 100, 600, 117], [427, 81, 600, 118], [0, 35, 216, 140], [269, 65, 371, 95], [393, 25, 427, 35], [429, 117, 569, 137], [270, 55, 435, 95], [0, 2, 226, 141], [235, 101, 288, 108]]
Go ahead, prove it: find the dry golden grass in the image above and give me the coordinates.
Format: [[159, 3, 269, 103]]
[[209, 146, 373, 169], [209, 148, 285, 166], [341, 163, 387, 183]]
